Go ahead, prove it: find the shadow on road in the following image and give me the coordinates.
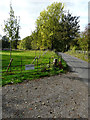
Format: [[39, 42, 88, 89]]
[[64, 74, 88, 84]]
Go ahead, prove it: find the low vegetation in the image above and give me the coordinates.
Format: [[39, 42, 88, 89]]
[[1, 50, 68, 86], [65, 50, 89, 62]]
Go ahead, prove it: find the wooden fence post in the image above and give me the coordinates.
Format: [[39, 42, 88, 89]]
[[7, 58, 13, 72]]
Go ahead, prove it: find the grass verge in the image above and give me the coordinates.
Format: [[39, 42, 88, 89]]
[[65, 50, 89, 62]]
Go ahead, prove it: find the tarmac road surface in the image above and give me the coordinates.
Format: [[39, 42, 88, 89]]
[[58, 52, 90, 85]]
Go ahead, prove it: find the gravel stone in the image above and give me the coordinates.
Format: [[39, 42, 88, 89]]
[[2, 72, 88, 118]]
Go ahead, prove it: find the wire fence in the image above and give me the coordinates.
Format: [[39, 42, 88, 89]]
[[2, 55, 62, 75]]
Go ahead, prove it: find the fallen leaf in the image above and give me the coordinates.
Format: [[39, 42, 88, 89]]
[[30, 108, 33, 110]]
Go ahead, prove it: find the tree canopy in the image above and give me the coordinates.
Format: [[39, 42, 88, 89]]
[[30, 2, 80, 52], [35, 2, 64, 50], [18, 2, 81, 52]]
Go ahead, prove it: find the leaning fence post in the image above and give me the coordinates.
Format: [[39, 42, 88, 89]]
[[7, 58, 13, 72]]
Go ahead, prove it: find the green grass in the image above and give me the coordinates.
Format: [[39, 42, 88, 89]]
[[1, 50, 68, 86], [65, 50, 89, 62]]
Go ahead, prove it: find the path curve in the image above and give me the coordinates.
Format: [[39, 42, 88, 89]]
[[58, 52, 90, 85]]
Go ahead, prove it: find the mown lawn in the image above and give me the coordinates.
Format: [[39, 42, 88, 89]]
[[1, 50, 68, 86]]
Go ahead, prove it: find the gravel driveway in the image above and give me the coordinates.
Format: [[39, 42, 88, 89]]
[[2, 72, 88, 119]]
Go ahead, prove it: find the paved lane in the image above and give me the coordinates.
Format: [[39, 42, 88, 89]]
[[58, 52, 90, 85]]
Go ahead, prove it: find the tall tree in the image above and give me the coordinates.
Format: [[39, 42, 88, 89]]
[[58, 11, 80, 51], [35, 2, 80, 52], [36, 2, 64, 50], [3, 3, 20, 49]]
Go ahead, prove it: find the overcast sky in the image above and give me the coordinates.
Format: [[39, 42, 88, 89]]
[[0, 0, 89, 39]]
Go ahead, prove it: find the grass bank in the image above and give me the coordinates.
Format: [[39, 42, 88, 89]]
[[65, 50, 89, 62]]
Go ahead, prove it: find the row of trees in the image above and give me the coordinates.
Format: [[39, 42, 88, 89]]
[[1, 2, 89, 52], [18, 2, 80, 52], [14, 23, 89, 51]]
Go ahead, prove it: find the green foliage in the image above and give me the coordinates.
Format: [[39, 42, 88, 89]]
[[35, 2, 64, 50], [77, 26, 88, 51], [1, 36, 10, 49], [59, 11, 80, 52], [3, 3, 20, 49], [31, 2, 80, 52], [31, 30, 39, 50], [1, 50, 68, 86], [18, 36, 32, 50], [66, 50, 89, 62], [15, 2, 80, 52]]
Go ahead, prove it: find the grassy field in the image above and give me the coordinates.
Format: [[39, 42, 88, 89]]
[[1, 50, 68, 86], [65, 50, 89, 62]]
